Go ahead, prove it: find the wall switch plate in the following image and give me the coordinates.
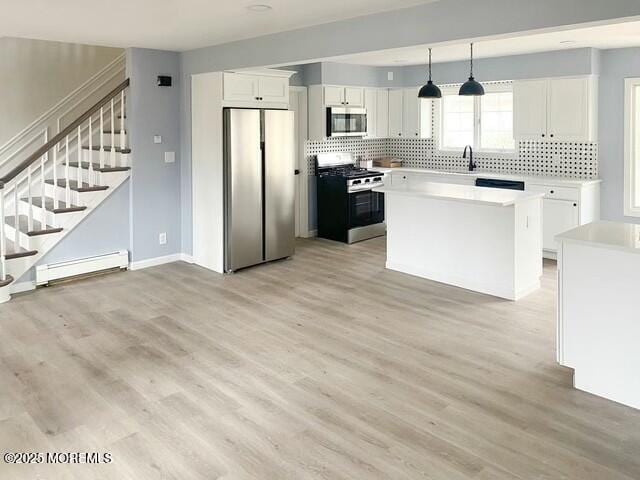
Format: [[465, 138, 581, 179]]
[[387, 71, 394, 81], [164, 151, 175, 163], [159, 232, 167, 245], [154, 135, 162, 144]]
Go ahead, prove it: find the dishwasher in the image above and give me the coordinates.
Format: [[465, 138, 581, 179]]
[[475, 178, 525, 191]]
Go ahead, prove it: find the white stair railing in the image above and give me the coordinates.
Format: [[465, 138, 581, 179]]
[[0, 79, 129, 284]]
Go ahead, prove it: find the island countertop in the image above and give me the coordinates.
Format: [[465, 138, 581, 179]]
[[374, 183, 544, 207], [556, 221, 640, 254]]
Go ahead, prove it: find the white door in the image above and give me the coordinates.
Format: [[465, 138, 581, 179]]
[[388, 89, 404, 138], [223, 72, 259, 102], [547, 77, 590, 141], [344, 87, 364, 107], [376, 89, 389, 137], [364, 88, 377, 138], [542, 199, 580, 251], [289, 88, 309, 238], [324, 86, 344, 106], [402, 87, 420, 138], [513, 79, 547, 140], [259, 76, 289, 104]]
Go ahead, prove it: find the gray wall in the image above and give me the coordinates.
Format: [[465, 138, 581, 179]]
[[599, 47, 640, 224], [127, 48, 182, 262], [0, 37, 123, 145]]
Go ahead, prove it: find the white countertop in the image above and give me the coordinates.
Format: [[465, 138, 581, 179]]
[[557, 221, 640, 253], [374, 183, 544, 207], [376, 167, 601, 187]]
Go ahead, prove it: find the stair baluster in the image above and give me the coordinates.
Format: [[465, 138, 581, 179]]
[[120, 91, 126, 150], [65, 136, 71, 206], [27, 165, 33, 232], [77, 126, 82, 205], [40, 156, 45, 227], [53, 142, 58, 210], [13, 182, 18, 247], [100, 107, 105, 170], [110, 99, 116, 167], [88, 116, 94, 187]]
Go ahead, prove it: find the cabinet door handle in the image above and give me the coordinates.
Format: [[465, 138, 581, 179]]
[[573, 203, 577, 207], [550, 190, 555, 194], [550, 134, 554, 138], [542, 134, 545, 138]]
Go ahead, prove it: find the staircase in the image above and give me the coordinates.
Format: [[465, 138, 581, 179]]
[[0, 79, 131, 303]]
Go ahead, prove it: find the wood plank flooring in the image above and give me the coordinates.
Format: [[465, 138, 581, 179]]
[[1, 236, 640, 479]]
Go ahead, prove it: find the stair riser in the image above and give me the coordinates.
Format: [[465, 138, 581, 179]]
[[100, 132, 126, 147], [55, 165, 102, 185], [44, 184, 91, 204], [82, 149, 130, 167], [4, 224, 62, 251], [18, 201, 56, 226]]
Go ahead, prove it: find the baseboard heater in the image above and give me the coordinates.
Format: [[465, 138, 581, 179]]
[[35, 250, 129, 286]]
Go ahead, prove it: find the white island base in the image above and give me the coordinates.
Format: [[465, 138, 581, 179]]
[[557, 221, 640, 410], [377, 183, 543, 301]]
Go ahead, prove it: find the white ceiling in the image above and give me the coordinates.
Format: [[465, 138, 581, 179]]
[[0, 0, 437, 52], [329, 20, 640, 66]]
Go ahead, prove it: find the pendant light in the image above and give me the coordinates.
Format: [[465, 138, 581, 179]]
[[418, 48, 442, 99], [459, 43, 485, 96]]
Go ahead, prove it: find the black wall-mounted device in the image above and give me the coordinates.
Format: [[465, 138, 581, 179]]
[[157, 75, 172, 87]]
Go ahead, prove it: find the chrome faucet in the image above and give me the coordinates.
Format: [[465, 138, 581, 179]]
[[463, 145, 477, 171]]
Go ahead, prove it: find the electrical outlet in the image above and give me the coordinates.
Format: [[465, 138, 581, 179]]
[[159, 232, 167, 245], [164, 151, 175, 163], [154, 135, 162, 144], [387, 71, 394, 81]]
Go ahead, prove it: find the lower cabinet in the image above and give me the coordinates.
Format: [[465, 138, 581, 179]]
[[541, 199, 579, 252]]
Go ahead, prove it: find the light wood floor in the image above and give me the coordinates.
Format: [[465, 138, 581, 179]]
[[1, 237, 640, 480]]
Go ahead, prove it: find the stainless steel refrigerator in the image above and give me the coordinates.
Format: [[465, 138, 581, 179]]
[[223, 108, 295, 272]]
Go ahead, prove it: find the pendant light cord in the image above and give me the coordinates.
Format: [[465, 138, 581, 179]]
[[428, 48, 432, 81], [470, 43, 474, 78]]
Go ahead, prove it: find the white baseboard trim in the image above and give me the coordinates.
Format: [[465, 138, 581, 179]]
[[130, 253, 194, 271], [10, 280, 36, 294], [306, 229, 318, 238]]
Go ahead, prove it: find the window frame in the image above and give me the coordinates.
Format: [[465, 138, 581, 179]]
[[624, 77, 640, 217], [436, 82, 516, 156]]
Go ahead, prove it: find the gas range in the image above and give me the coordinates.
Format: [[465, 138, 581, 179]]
[[315, 153, 386, 244]]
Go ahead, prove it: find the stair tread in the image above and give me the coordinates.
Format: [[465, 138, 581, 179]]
[[4, 238, 38, 260], [22, 197, 86, 213], [45, 179, 109, 192], [0, 275, 14, 288], [67, 161, 131, 173], [82, 145, 131, 153], [102, 130, 127, 134], [5, 214, 63, 236]]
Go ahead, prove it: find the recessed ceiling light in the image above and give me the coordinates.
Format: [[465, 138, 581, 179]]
[[560, 40, 577, 45], [247, 4, 272, 12]]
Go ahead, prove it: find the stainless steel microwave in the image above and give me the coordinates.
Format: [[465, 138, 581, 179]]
[[326, 107, 367, 137]]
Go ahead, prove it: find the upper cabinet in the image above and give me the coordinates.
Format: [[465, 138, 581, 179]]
[[364, 88, 377, 138], [223, 70, 293, 108], [323, 86, 364, 107], [514, 76, 597, 142], [388, 89, 404, 137], [376, 89, 389, 138]]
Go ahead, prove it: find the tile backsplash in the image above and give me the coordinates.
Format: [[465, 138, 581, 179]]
[[305, 137, 598, 179]]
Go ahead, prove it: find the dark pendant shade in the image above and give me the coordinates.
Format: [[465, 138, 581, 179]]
[[459, 43, 484, 96], [419, 80, 442, 99], [459, 76, 485, 96], [418, 48, 442, 99]]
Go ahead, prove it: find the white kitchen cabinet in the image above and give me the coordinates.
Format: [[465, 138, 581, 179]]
[[527, 181, 600, 257], [513, 79, 548, 140], [389, 89, 404, 138], [513, 76, 597, 142], [257, 76, 289, 104], [376, 89, 389, 138], [323, 86, 364, 107], [344, 87, 364, 107], [541, 199, 580, 252], [364, 88, 377, 138], [223, 73, 259, 102], [402, 87, 421, 138], [223, 71, 292, 108], [547, 77, 592, 142]]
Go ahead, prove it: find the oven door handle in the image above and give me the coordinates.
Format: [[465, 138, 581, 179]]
[[348, 183, 383, 193]]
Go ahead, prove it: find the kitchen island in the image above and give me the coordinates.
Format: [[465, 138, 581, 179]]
[[375, 183, 544, 300], [557, 221, 640, 410]]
